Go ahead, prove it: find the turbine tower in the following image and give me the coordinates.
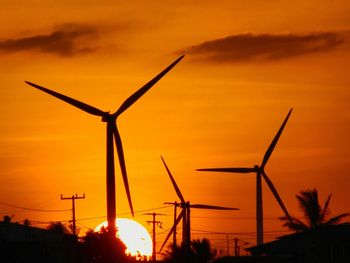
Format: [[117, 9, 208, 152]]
[[160, 156, 239, 251], [25, 55, 184, 234], [197, 109, 293, 245]]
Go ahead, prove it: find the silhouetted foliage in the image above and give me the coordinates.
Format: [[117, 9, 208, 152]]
[[280, 188, 350, 232], [192, 238, 217, 262], [3, 215, 12, 223], [47, 221, 70, 234], [23, 218, 31, 227], [164, 243, 194, 263], [164, 238, 216, 263], [81, 229, 130, 263]]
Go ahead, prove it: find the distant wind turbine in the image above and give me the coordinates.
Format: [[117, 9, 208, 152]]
[[25, 55, 184, 234], [160, 156, 239, 251], [197, 109, 293, 245]]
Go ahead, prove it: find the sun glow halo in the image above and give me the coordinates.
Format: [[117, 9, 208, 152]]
[[94, 218, 152, 259]]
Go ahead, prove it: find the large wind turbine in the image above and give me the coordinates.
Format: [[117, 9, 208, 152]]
[[160, 156, 239, 251], [197, 109, 293, 245], [25, 55, 184, 234]]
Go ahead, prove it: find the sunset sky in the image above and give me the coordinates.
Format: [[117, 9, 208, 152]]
[[1, 0, 350, 252]]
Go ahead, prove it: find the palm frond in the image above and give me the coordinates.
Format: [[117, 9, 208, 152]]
[[279, 216, 309, 232], [296, 189, 322, 228], [324, 213, 350, 226], [320, 194, 332, 222], [281, 188, 348, 233]]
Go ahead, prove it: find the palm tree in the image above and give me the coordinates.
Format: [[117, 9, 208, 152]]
[[280, 188, 349, 232]]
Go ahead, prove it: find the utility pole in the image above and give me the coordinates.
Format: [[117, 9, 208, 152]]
[[145, 212, 164, 262], [226, 234, 230, 256], [164, 201, 180, 248], [60, 193, 85, 236], [234, 237, 239, 256]]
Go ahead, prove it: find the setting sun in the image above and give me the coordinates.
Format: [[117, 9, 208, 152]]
[[94, 218, 152, 259]]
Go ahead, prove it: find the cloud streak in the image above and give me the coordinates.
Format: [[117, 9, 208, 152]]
[[0, 24, 100, 57], [182, 32, 345, 63]]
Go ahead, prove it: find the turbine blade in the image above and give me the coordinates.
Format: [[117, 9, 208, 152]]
[[159, 209, 185, 252], [113, 124, 134, 217], [161, 156, 186, 203], [25, 81, 106, 117], [261, 171, 293, 224], [190, 204, 239, 210], [261, 109, 293, 168], [197, 167, 255, 173], [114, 55, 184, 117]]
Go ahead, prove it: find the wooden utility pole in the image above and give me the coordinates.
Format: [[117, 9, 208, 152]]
[[234, 237, 239, 256], [226, 234, 230, 256], [60, 193, 85, 236], [173, 201, 177, 248], [145, 212, 164, 262]]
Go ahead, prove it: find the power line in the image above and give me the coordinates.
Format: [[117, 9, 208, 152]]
[[191, 215, 282, 221], [191, 228, 290, 235], [0, 202, 171, 221], [133, 205, 173, 215], [75, 205, 173, 222], [0, 201, 71, 212]]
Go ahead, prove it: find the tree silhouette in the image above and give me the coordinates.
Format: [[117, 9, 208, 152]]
[[23, 219, 31, 227], [164, 243, 194, 263], [280, 188, 349, 232], [47, 221, 70, 234], [81, 229, 130, 263], [191, 238, 216, 263], [164, 238, 216, 263]]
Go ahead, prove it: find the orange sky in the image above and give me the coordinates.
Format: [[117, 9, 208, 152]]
[[1, 0, 350, 254]]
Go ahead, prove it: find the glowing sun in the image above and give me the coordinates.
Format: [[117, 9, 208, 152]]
[[94, 218, 152, 259]]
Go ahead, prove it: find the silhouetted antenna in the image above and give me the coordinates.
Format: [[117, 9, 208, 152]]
[[145, 212, 165, 261], [25, 55, 184, 235], [60, 193, 85, 236], [197, 109, 293, 245]]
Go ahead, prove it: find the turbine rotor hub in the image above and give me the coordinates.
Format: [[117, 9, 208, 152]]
[[102, 113, 115, 123], [254, 165, 262, 173], [180, 202, 189, 208]]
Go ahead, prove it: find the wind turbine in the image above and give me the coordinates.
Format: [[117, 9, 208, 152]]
[[25, 55, 184, 234], [197, 109, 293, 245], [160, 156, 239, 251]]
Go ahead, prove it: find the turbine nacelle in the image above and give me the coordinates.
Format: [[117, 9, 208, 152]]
[[254, 165, 262, 173], [101, 113, 116, 123]]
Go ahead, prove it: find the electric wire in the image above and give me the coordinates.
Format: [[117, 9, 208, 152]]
[[0, 200, 71, 212], [2, 201, 292, 243]]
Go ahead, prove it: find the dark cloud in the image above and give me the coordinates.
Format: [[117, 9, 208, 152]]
[[0, 23, 100, 57], [181, 32, 345, 63]]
